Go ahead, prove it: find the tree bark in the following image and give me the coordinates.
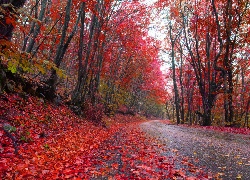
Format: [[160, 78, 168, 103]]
[[71, 2, 86, 106], [180, 1, 224, 126], [43, 0, 81, 100], [169, 22, 181, 125], [25, 0, 48, 53]]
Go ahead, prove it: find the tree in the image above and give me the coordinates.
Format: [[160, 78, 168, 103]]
[[0, 0, 167, 121], [168, 20, 182, 124], [156, 0, 250, 126], [0, 0, 26, 93], [0, 0, 26, 40], [43, 0, 82, 100]]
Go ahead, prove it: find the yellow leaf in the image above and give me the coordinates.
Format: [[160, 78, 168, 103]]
[[236, 174, 242, 180], [37, 65, 46, 74]]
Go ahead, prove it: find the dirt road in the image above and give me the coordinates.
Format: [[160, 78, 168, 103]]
[[140, 120, 250, 179]]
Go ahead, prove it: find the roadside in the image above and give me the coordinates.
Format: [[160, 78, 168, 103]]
[[140, 120, 250, 180], [90, 123, 211, 179]]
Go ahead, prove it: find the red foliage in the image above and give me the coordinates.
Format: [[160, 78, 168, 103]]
[[0, 93, 210, 179], [83, 100, 104, 123], [90, 123, 210, 179], [0, 93, 121, 178]]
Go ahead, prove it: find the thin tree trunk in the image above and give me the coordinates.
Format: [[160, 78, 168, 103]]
[[26, 0, 48, 53], [178, 44, 185, 123], [22, 0, 39, 51], [44, 0, 81, 100], [169, 22, 181, 124], [71, 2, 86, 106], [72, 7, 97, 105], [244, 96, 249, 127]]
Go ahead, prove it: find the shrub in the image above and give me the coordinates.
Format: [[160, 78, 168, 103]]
[[83, 101, 104, 123]]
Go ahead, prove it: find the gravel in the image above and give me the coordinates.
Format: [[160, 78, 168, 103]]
[[140, 120, 250, 180]]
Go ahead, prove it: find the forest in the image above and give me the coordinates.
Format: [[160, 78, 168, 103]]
[[160, 0, 250, 127], [0, 0, 168, 121], [0, 0, 249, 127], [0, 0, 250, 179]]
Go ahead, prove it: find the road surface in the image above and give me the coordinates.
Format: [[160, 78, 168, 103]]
[[140, 120, 250, 179]]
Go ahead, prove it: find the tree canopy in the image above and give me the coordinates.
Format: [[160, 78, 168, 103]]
[[0, 0, 167, 120]]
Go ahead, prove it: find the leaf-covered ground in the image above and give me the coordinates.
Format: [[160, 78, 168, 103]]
[[89, 124, 211, 179], [1, 93, 249, 179], [0, 93, 124, 179]]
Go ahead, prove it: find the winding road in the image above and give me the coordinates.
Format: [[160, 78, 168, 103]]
[[140, 120, 250, 179]]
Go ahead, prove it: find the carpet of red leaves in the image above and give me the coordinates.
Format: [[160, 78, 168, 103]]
[[0, 93, 121, 179], [1, 93, 209, 179]]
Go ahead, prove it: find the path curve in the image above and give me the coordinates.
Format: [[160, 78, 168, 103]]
[[140, 120, 250, 179]]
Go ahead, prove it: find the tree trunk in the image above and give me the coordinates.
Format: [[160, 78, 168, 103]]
[[244, 96, 249, 127], [72, 5, 97, 105], [202, 104, 212, 126], [169, 22, 181, 124], [171, 47, 181, 124], [25, 0, 47, 53], [178, 45, 185, 123], [44, 0, 81, 100], [71, 2, 86, 106]]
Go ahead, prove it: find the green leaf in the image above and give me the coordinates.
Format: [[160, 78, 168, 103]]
[[3, 124, 16, 133], [7, 61, 17, 73]]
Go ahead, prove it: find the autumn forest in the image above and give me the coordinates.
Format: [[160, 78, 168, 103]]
[[0, 0, 250, 179]]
